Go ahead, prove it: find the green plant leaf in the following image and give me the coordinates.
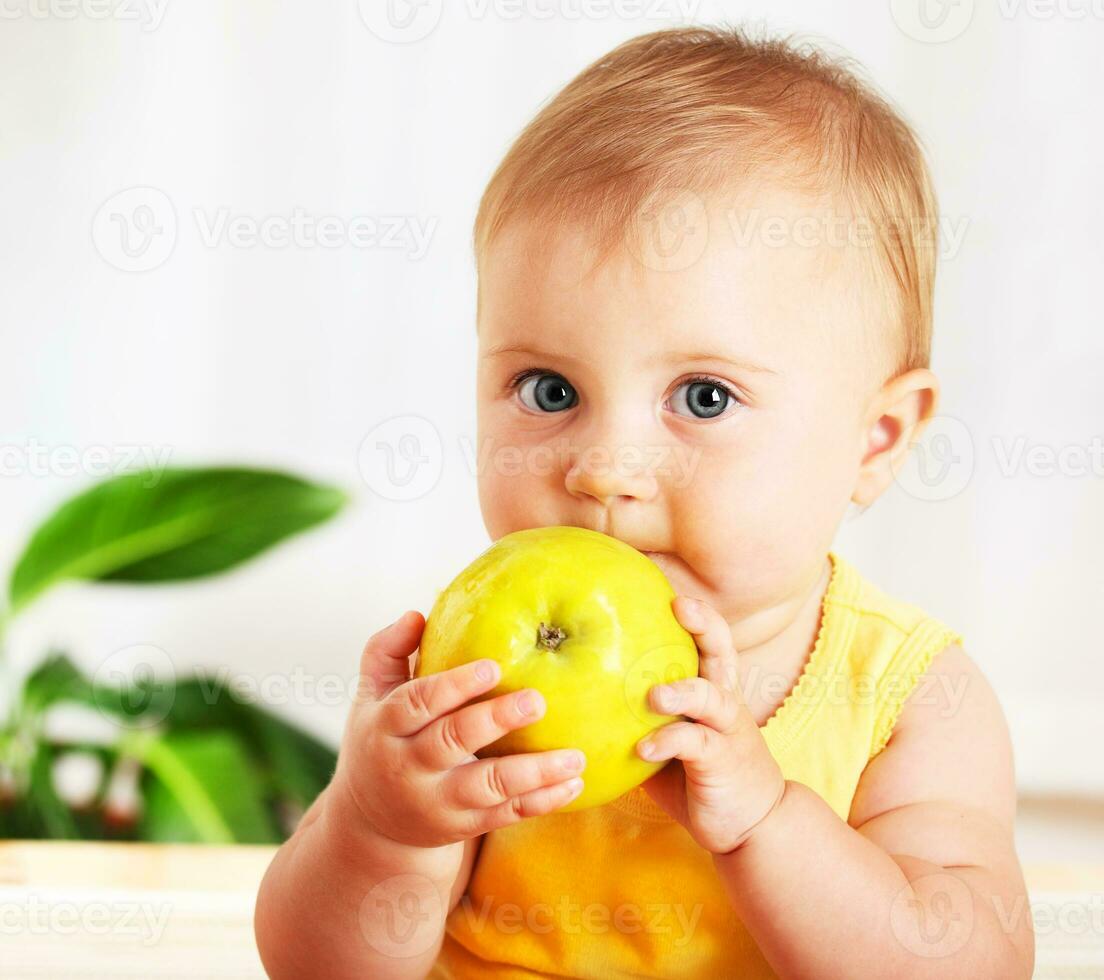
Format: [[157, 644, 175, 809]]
[[20, 653, 91, 716], [8, 467, 347, 617], [19, 652, 173, 729], [158, 677, 336, 812], [9, 660, 336, 843], [244, 707, 336, 811], [152, 676, 336, 830], [157, 675, 333, 812], [133, 730, 280, 844], [27, 743, 80, 840]]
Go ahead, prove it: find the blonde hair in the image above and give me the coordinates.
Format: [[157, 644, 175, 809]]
[[473, 24, 940, 378]]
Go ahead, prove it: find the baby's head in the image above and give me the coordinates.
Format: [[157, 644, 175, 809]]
[[472, 26, 941, 623]]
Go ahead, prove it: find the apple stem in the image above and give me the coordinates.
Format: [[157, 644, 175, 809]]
[[536, 622, 567, 650]]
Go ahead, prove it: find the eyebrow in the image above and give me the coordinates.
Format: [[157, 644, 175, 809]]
[[656, 351, 779, 376], [484, 343, 778, 376], [483, 343, 585, 364]]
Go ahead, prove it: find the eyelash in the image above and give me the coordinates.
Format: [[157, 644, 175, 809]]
[[681, 373, 742, 405], [505, 368, 743, 412], [506, 367, 550, 391]]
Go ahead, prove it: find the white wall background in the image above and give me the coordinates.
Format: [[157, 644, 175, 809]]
[[1, 0, 1101, 796]]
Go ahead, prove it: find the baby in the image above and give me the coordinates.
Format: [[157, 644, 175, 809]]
[[255, 26, 1033, 979]]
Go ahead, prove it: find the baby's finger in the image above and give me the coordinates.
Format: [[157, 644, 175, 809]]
[[649, 677, 740, 735], [443, 749, 586, 809], [357, 612, 425, 702], [410, 688, 545, 770], [672, 596, 740, 695], [379, 658, 502, 736], [636, 720, 721, 766], [472, 776, 585, 834]]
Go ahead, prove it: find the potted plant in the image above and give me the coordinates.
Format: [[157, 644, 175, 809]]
[[0, 466, 346, 844]]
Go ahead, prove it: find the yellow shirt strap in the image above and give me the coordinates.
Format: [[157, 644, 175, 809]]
[[870, 620, 965, 759]]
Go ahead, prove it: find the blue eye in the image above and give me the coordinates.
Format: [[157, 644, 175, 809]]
[[517, 372, 578, 413], [669, 378, 735, 420]]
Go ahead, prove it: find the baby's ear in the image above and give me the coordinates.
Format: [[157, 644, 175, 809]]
[[850, 368, 939, 507]]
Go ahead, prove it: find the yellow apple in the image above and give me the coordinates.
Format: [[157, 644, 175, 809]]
[[414, 525, 699, 811]]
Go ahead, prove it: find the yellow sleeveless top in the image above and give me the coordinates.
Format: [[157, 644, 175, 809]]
[[430, 551, 963, 979]]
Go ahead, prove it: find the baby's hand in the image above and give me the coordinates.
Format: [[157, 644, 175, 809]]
[[636, 597, 786, 855], [333, 611, 587, 855]]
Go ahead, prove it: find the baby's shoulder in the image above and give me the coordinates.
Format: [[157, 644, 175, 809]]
[[850, 641, 1017, 833]]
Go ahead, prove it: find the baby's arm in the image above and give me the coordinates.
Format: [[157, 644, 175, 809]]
[[712, 644, 1034, 978], [253, 778, 480, 979], [254, 612, 586, 979]]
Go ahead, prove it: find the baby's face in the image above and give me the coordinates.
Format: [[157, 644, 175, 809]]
[[476, 183, 889, 621]]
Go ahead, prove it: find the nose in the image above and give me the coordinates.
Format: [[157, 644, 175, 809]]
[[564, 443, 659, 506]]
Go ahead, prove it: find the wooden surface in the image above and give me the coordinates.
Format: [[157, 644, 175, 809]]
[[0, 841, 1100, 978], [0, 841, 277, 979]]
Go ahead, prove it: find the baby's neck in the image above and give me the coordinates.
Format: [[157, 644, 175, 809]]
[[730, 556, 833, 728]]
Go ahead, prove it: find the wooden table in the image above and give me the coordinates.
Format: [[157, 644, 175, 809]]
[[0, 841, 275, 978], [0, 841, 1100, 978]]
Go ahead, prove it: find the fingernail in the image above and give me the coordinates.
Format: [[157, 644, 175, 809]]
[[677, 597, 705, 629], [561, 751, 585, 772], [638, 740, 656, 759], [654, 685, 680, 712], [475, 660, 498, 683], [517, 690, 543, 716], [564, 777, 584, 796]]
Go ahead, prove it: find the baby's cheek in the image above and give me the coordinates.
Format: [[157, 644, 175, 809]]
[[478, 463, 560, 540], [742, 435, 856, 566], [669, 435, 839, 591]]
